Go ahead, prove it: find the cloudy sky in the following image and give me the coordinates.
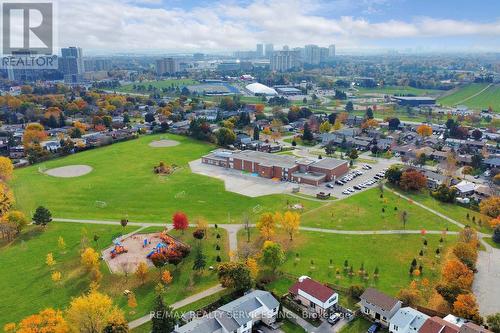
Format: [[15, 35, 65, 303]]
[[54, 0, 500, 54]]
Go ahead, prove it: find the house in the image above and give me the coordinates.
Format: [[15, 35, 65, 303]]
[[484, 157, 500, 169], [458, 322, 493, 333], [453, 181, 477, 197], [288, 276, 338, 316], [359, 288, 402, 327], [389, 307, 429, 333], [173, 290, 279, 333], [418, 316, 459, 333]]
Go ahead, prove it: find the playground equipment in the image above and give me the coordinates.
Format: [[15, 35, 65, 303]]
[[145, 232, 177, 259], [110, 239, 128, 259]]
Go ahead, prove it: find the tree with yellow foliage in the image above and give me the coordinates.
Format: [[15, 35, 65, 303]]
[[256, 213, 275, 240], [135, 262, 148, 285], [280, 211, 301, 241], [46, 253, 56, 267], [51, 271, 62, 283], [81, 247, 99, 271], [0, 156, 14, 181], [0, 182, 15, 215], [319, 121, 332, 133], [10, 308, 69, 333], [127, 293, 137, 314], [416, 124, 433, 138], [3, 210, 28, 234], [480, 196, 500, 218], [58, 236, 67, 253], [333, 119, 343, 130], [245, 257, 259, 280], [66, 290, 125, 333], [442, 258, 474, 290]]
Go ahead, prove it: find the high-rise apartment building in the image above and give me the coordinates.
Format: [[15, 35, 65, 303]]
[[270, 50, 300, 72], [256, 44, 264, 57], [265, 43, 274, 58], [304, 44, 321, 65], [156, 58, 179, 75], [328, 44, 336, 58], [60, 47, 84, 83]]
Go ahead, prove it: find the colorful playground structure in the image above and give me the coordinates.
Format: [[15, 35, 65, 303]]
[[110, 239, 128, 259], [145, 231, 177, 259]]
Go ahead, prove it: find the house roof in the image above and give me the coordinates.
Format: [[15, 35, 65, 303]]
[[360, 288, 400, 312], [454, 180, 477, 193], [390, 307, 429, 331], [419, 317, 460, 333], [289, 277, 336, 303], [459, 322, 492, 333]]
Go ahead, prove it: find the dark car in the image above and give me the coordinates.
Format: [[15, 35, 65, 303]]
[[367, 323, 380, 333]]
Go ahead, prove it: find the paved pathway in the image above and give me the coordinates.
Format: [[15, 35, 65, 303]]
[[473, 240, 500, 316], [128, 284, 225, 329]]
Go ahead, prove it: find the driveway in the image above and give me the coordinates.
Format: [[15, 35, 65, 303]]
[[282, 308, 340, 333], [473, 241, 500, 316]]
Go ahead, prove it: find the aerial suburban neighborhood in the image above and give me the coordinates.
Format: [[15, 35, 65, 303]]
[[0, 1, 499, 333]]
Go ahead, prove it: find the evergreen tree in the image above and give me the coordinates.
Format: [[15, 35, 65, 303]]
[[253, 126, 260, 141], [151, 295, 177, 333], [302, 123, 314, 142], [193, 247, 207, 271], [32, 206, 52, 227]]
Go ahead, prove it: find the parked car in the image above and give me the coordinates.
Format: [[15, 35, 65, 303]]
[[326, 183, 334, 188], [367, 323, 380, 333], [328, 313, 341, 325]]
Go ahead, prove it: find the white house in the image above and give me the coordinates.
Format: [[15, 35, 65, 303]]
[[288, 276, 338, 316], [389, 307, 429, 333], [173, 290, 279, 333]]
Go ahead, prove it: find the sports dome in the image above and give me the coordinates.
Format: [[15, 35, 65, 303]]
[[245, 82, 278, 96]]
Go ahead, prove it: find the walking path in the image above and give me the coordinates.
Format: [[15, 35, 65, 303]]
[[454, 83, 492, 105], [128, 284, 225, 329]]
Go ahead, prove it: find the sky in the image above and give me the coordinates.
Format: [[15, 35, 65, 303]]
[[53, 0, 500, 54]]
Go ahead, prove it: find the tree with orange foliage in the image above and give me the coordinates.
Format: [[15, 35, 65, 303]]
[[416, 124, 433, 137], [480, 196, 500, 218], [255, 104, 265, 113], [23, 123, 47, 148], [399, 169, 427, 191], [489, 216, 500, 228], [362, 119, 379, 129], [442, 259, 474, 290], [11, 308, 69, 333], [161, 270, 173, 285], [453, 294, 482, 322]]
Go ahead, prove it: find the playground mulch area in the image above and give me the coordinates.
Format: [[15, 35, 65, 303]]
[[102, 232, 167, 274]]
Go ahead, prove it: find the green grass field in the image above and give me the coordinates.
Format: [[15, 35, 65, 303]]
[[240, 228, 455, 297], [116, 79, 198, 94], [356, 86, 443, 96], [391, 188, 491, 233], [301, 188, 460, 231], [0, 222, 228, 327], [10, 134, 321, 223], [438, 84, 500, 110]]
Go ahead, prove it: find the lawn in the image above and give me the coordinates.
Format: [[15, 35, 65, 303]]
[[239, 228, 456, 298], [116, 79, 198, 94], [300, 188, 460, 231], [11, 134, 321, 223], [392, 188, 491, 233], [0, 222, 229, 327], [281, 319, 307, 333], [0, 222, 137, 327], [438, 83, 500, 110], [483, 237, 500, 249], [356, 86, 443, 96], [339, 317, 374, 333]]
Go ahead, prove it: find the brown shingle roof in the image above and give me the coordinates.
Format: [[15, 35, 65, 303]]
[[360, 288, 400, 311], [289, 277, 336, 303], [419, 317, 460, 333], [459, 322, 492, 333]]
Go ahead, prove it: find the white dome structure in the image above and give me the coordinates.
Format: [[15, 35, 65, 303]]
[[245, 82, 278, 96]]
